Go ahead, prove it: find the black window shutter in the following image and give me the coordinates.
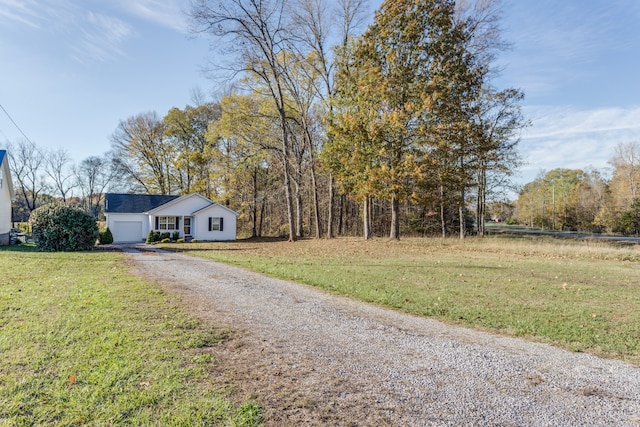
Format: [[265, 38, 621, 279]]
[[155, 217, 159, 230], [220, 217, 224, 232], [175, 217, 179, 229], [208, 217, 212, 231]]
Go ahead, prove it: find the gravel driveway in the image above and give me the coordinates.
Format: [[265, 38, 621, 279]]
[[122, 245, 640, 426]]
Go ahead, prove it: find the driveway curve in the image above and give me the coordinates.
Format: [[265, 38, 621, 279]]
[[122, 245, 640, 426]]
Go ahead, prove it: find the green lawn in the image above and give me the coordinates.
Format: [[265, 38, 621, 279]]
[[0, 245, 261, 426], [161, 236, 640, 366]]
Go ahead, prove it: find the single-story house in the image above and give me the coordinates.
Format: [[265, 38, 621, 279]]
[[0, 150, 15, 245], [104, 193, 239, 243]]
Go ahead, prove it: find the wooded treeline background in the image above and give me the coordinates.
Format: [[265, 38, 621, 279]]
[[5, 0, 640, 238]]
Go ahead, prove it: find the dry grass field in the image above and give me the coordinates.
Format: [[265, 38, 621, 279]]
[[161, 235, 640, 366]]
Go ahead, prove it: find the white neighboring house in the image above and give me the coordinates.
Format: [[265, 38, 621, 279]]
[[104, 193, 239, 243], [0, 150, 15, 245]]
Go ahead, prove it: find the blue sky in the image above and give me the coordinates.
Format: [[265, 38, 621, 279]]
[[1, 0, 639, 193]]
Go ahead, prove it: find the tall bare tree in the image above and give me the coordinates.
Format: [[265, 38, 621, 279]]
[[290, 0, 368, 238], [191, 0, 298, 241], [454, 0, 527, 237], [609, 140, 640, 206], [75, 155, 116, 218], [45, 148, 76, 203], [164, 103, 221, 197], [111, 112, 176, 194], [7, 139, 48, 212]]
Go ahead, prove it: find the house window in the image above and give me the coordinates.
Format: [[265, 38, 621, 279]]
[[208, 217, 224, 232], [158, 216, 178, 230]]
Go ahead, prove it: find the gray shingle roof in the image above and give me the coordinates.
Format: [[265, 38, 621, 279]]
[[104, 193, 179, 213]]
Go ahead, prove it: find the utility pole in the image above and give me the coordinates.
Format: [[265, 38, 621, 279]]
[[552, 183, 556, 231]]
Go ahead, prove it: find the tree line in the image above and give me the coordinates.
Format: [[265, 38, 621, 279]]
[[187, 0, 526, 240], [6, 139, 116, 222], [514, 141, 640, 235], [6, 0, 529, 240]]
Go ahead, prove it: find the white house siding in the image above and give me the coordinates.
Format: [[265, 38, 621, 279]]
[[0, 162, 12, 244], [193, 205, 237, 241], [106, 213, 149, 243]]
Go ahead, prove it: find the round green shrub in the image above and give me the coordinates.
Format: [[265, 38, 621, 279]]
[[160, 238, 171, 243], [29, 204, 99, 252], [99, 227, 114, 244]]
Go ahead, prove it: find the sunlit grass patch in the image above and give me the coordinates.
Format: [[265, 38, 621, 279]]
[[0, 246, 261, 426]]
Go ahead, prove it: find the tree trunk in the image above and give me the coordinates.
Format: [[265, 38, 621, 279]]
[[282, 151, 296, 242], [338, 194, 345, 236], [303, 131, 321, 239], [477, 166, 487, 237], [278, 110, 296, 242], [459, 191, 466, 240], [295, 183, 303, 238], [310, 159, 321, 239], [252, 167, 258, 238], [459, 154, 466, 240], [389, 195, 400, 240], [363, 196, 371, 240], [327, 173, 334, 239], [258, 196, 266, 238], [440, 184, 446, 238]]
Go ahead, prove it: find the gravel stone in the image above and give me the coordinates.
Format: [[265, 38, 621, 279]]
[[122, 245, 640, 426]]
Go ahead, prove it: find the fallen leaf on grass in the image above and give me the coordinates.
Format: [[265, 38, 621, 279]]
[[69, 375, 77, 385]]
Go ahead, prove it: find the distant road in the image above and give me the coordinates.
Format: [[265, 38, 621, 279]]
[[486, 226, 640, 244]]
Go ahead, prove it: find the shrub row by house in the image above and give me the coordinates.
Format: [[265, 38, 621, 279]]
[[146, 231, 181, 244]]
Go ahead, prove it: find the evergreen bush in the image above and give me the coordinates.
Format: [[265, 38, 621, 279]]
[[29, 204, 99, 252], [99, 227, 114, 244]]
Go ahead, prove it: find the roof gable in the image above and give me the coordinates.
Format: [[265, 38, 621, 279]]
[[105, 193, 179, 213], [147, 193, 213, 214], [192, 202, 239, 217]]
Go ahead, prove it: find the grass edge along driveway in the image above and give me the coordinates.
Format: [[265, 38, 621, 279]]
[[0, 245, 261, 426]]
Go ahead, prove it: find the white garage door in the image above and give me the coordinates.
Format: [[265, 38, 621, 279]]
[[112, 221, 143, 243]]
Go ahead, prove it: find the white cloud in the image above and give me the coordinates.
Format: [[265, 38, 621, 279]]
[[0, 0, 75, 28], [114, 0, 188, 32], [518, 105, 640, 182], [524, 106, 640, 139], [0, 5, 39, 28], [71, 12, 134, 63], [0, 0, 135, 63]]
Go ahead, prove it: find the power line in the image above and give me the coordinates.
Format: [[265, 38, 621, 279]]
[[0, 103, 34, 145], [0, 128, 11, 145]]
